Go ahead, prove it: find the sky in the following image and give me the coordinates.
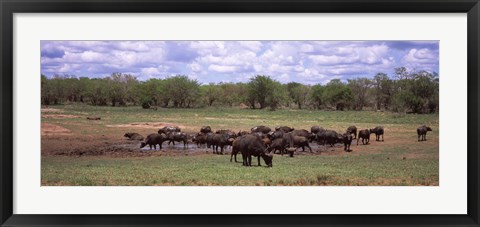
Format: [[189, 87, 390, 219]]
[[41, 40, 439, 85]]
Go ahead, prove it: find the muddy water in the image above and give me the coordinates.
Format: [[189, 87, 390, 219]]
[[118, 141, 346, 156]]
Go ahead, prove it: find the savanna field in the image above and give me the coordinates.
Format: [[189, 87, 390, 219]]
[[41, 104, 439, 186]]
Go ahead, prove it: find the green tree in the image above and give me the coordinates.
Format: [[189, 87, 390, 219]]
[[309, 84, 324, 109], [348, 77, 373, 110], [287, 82, 310, 109], [323, 79, 354, 111], [247, 75, 277, 109]]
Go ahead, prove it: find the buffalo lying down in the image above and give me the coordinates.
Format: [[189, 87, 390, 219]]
[[124, 132, 144, 141]]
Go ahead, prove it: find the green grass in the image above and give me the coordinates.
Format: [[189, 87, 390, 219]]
[[41, 104, 439, 186]]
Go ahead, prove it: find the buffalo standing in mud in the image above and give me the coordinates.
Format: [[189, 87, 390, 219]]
[[140, 133, 167, 150], [238, 134, 273, 167], [417, 125, 433, 141], [342, 133, 353, 152], [370, 126, 384, 141], [210, 133, 230, 154], [165, 132, 188, 148], [323, 130, 343, 148], [192, 133, 208, 148], [347, 126, 357, 139], [357, 129, 370, 145], [124, 132, 144, 141]]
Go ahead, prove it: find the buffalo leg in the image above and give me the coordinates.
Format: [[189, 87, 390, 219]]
[[257, 156, 261, 166], [247, 155, 252, 166], [357, 138, 360, 145]]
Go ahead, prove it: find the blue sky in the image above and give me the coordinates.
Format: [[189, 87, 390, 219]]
[[41, 41, 439, 84]]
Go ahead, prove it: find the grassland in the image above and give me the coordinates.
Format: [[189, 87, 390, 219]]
[[41, 104, 439, 186]]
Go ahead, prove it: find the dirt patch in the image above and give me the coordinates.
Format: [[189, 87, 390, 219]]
[[41, 123, 72, 136], [41, 108, 63, 113], [107, 122, 184, 129], [43, 114, 82, 119]]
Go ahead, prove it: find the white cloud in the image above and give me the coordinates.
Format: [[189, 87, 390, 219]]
[[208, 65, 237, 73]]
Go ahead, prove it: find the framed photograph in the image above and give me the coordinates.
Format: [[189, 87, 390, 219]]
[[1, 0, 479, 226]]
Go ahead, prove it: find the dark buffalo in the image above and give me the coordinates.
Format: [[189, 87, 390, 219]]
[[192, 133, 207, 148], [211, 133, 230, 154], [158, 126, 181, 134], [417, 125, 433, 141], [230, 137, 242, 162], [166, 132, 188, 148], [215, 129, 237, 139], [267, 137, 287, 155], [267, 130, 284, 140], [292, 129, 315, 142], [124, 132, 144, 141], [237, 130, 249, 137], [357, 129, 370, 145], [206, 132, 215, 149], [324, 130, 343, 147], [238, 134, 273, 167], [251, 125, 272, 134], [266, 130, 295, 156], [140, 133, 166, 150], [310, 126, 325, 134], [275, 126, 294, 133], [292, 136, 312, 152], [370, 126, 384, 141], [347, 126, 357, 139], [312, 129, 327, 145], [200, 126, 212, 134], [342, 133, 353, 152]]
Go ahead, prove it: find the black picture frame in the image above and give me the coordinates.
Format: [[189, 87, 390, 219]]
[[1, 0, 479, 226]]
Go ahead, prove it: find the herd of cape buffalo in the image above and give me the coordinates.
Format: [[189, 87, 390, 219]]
[[124, 125, 433, 167]]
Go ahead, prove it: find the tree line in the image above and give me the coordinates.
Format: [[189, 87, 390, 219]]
[[41, 67, 439, 114]]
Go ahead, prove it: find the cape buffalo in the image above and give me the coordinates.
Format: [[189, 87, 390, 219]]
[[267, 137, 287, 155], [417, 125, 433, 141], [158, 126, 181, 134], [291, 129, 315, 142], [230, 137, 242, 162], [211, 133, 230, 154], [192, 133, 207, 148], [206, 132, 215, 149], [215, 129, 237, 139], [292, 136, 312, 152], [370, 126, 384, 141], [310, 126, 325, 134], [324, 130, 343, 147], [140, 133, 166, 150], [342, 133, 353, 152], [275, 126, 294, 133], [347, 126, 357, 139], [166, 132, 188, 148], [124, 132, 144, 141], [237, 130, 249, 137], [238, 134, 273, 167], [200, 126, 212, 134], [357, 129, 370, 145], [251, 125, 272, 134]]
